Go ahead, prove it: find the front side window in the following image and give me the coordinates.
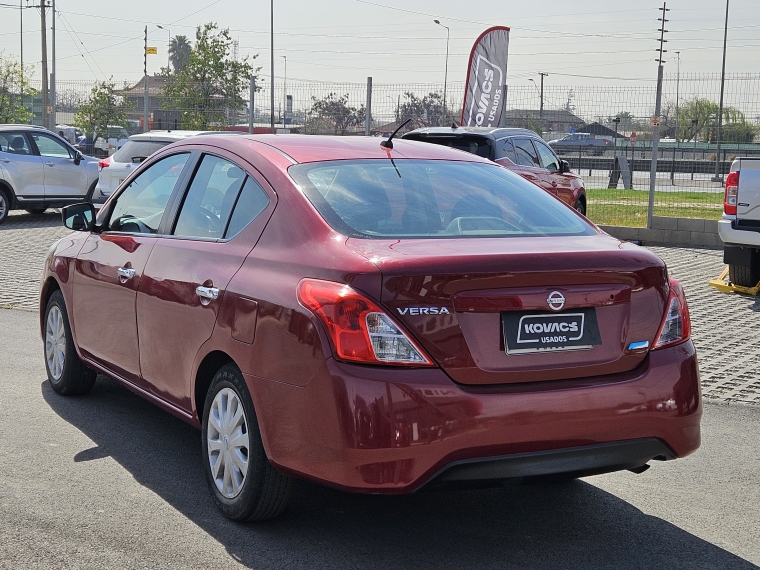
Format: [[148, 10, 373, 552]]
[[108, 153, 190, 234], [174, 155, 247, 239], [512, 138, 541, 168], [0, 133, 32, 155], [496, 138, 517, 163], [534, 140, 560, 172], [289, 159, 594, 239], [31, 133, 72, 158]]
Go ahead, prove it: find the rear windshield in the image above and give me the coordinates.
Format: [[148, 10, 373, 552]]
[[112, 140, 171, 163], [289, 159, 595, 239], [404, 134, 492, 158]]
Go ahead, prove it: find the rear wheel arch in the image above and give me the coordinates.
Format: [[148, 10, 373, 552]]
[[0, 180, 15, 207], [194, 350, 235, 421]]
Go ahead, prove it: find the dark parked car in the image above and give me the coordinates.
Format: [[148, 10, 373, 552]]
[[547, 132, 611, 156], [403, 127, 587, 215], [41, 134, 701, 522]]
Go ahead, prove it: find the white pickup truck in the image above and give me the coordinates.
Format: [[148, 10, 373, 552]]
[[718, 158, 760, 287]]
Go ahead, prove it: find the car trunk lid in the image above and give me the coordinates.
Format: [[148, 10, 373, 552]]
[[347, 234, 668, 386]]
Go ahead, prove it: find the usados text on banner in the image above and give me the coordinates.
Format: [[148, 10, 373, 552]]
[[461, 26, 510, 128]]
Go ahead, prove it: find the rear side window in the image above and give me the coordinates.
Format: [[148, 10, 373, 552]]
[[289, 159, 593, 239], [174, 155, 247, 239], [113, 140, 170, 163], [224, 177, 270, 239], [496, 138, 517, 163], [0, 133, 31, 155], [512, 138, 541, 168]]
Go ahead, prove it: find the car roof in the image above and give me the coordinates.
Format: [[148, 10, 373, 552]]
[[403, 126, 541, 140], [178, 134, 494, 165], [127, 130, 246, 142], [0, 124, 48, 131]]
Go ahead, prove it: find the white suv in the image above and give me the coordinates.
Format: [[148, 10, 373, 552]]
[[93, 130, 242, 203], [0, 125, 99, 224]]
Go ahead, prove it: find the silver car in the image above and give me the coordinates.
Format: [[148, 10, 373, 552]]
[[93, 131, 243, 203], [0, 124, 99, 224]]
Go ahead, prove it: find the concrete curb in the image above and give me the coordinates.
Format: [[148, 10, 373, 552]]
[[599, 216, 722, 249]]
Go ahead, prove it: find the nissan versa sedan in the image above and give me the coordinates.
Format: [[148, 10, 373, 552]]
[[41, 134, 701, 522]]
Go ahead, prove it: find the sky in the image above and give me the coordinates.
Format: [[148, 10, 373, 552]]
[[0, 0, 757, 88]]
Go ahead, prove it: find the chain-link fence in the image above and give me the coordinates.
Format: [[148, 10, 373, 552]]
[[21, 73, 760, 227]]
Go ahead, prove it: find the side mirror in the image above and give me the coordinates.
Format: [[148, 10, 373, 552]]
[[62, 203, 96, 232], [560, 160, 571, 174], [73, 151, 83, 166]]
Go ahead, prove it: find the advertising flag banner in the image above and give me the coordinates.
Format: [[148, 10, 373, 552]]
[[461, 26, 510, 128]]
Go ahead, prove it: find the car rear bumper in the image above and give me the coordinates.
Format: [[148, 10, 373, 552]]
[[246, 340, 701, 494], [719, 218, 760, 248]]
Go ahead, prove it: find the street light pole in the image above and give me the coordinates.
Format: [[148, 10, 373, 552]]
[[712, 0, 729, 182], [50, 0, 55, 130], [675, 51, 680, 143], [433, 20, 449, 125], [281, 55, 286, 127], [156, 25, 171, 69]]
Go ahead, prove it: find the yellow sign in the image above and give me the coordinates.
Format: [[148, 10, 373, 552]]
[[146, 47, 158, 55]]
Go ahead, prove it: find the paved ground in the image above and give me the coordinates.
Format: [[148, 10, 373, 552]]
[[1, 307, 758, 570], [2, 209, 757, 405]]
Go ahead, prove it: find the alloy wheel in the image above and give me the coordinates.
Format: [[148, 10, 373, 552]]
[[207, 387, 250, 498], [45, 305, 66, 380], [0, 194, 6, 220]]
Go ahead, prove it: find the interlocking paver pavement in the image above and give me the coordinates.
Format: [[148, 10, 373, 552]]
[[0, 210, 757, 405]]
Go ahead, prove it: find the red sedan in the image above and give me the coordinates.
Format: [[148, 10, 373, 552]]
[[41, 134, 701, 522]]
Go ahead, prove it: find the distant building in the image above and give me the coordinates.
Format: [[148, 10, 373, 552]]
[[118, 75, 167, 124], [502, 109, 586, 134]]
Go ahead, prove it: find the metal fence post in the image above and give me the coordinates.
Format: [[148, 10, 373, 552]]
[[365, 77, 372, 136], [249, 76, 255, 134]]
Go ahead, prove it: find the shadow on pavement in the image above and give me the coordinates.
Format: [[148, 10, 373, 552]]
[[43, 376, 758, 570], [3, 210, 63, 229]]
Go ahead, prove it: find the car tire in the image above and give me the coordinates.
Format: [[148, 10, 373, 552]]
[[574, 198, 586, 216], [0, 187, 9, 225], [25, 208, 47, 215], [201, 363, 293, 522], [44, 290, 97, 396], [729, 262, 760, 288]]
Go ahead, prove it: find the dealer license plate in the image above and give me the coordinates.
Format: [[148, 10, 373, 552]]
[[502, 308, 601, 355]]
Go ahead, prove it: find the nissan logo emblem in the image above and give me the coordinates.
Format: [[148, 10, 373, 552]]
[[547, 291, 565, 311]]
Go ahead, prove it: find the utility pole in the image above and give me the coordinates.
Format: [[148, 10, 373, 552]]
[[40, 0, 48, 129], [281, 55, 286, 128], [270, 0, 274, 133], [675, 51, 680, 143], [50, 0, 55, 130], [712, 0, 730, 182], [539, 72, 548, 128], [143, 26, 149, 133], [248, 76, 255, 134], [20, 0, 23, 112], [648, 2, 669, 229]]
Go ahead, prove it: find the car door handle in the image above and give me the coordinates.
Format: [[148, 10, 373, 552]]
[[117, 267, 135, 280], [196, 286, 219, 300], [45, 161, 54, 166]]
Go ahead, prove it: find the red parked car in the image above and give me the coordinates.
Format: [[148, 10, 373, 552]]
[[402, 127, 588, 215], [41, 134, 701, 522]]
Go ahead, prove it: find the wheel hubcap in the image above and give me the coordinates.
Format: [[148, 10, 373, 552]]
[[0, 195, 6, 218], [207, 387, 249, 498], [45, 306, 66, 380]]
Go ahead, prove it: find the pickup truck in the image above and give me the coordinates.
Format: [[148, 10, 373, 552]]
[[718, 158, 760, 287]]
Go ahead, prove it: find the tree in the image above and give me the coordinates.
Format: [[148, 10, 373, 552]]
[[676, 97, 756, 143], [306, 93, 365, 135], [0, 52, 35, 124], [398, 91, 453, 127], [73, 79, 130, 136], [168, 35, 192, 74], [161, 23, 256, 130]]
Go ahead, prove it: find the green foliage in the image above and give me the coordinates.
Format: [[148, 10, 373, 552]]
[[306, 93, 365, 135], [676, 98, 756, 143], [168, 36, 192, 74], [0, 52, 35, 124], [161, 23, 257, 130], [398, 91, 453, 127], [73, 79, 130, 136]]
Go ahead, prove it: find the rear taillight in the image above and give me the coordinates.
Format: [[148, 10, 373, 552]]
[[724, 170, 739, 215], [653, 278, 691, 349], [297, 279, 434, 366], [98, 157, 110, 171]]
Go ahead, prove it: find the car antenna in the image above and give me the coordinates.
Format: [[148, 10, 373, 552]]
[[451, 121, 458, 129], [380, 118, 411, 150]]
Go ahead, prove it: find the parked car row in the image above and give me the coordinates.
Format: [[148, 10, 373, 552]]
[[41, 132, 701, 522]]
